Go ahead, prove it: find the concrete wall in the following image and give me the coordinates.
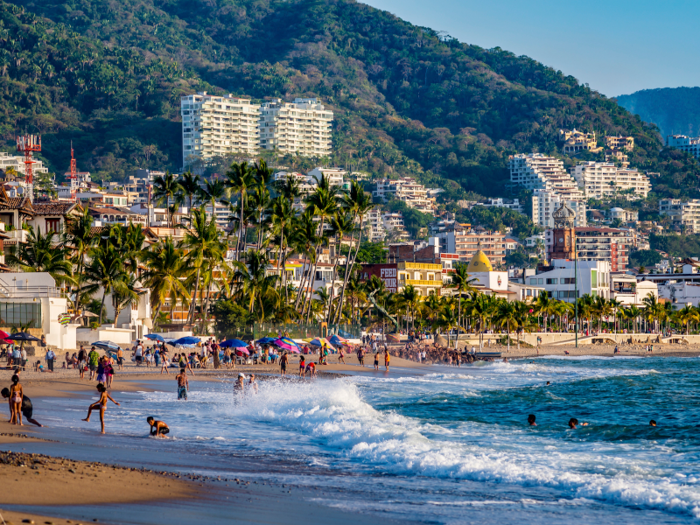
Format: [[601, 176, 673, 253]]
[[76, 326, 135, 347]]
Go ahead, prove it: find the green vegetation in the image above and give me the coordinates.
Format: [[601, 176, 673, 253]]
[[649, 234, 700, 259], [617, 87, 700, 138], [629, 249, 663, 268], [457, 206, 541, 240], [2, 0, 699, 201]]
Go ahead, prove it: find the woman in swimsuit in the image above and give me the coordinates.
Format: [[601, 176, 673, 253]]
[[338, 347, 346, 365], [8, 375, 23, 425], [82, 383, 120, 434]]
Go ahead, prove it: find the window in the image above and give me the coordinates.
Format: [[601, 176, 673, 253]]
[[46, 218, 60, 233], [562, 277, 576, 284], [529, 278, 537, 285], [538, 278, 544, 285], [546, 278, 557, 285]]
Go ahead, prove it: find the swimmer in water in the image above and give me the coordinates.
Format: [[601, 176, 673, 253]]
[[147, 416, 170, 438], [568, 417, 588, 429], [546, 381, 551, 386], [528, 414, 536, 426], [650, 420, 657, 427], [234, 373, 245, 394]]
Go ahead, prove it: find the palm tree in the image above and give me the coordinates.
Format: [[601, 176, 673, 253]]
[[141, 238, 191, 324], [232, 249, 279, 316], [65, 206, 96, 314], [676, 305, 699, 335], [7, 226, 74, 287], [533, 291, 556, 333], [182, 207, 226, 325], [270, 196, 296, 302], [327, 211, 354, 324], [83, 243, 126, 325], [152, 171, 182, 227], [199, 178, 227, 223], [225, 162, 256, 261], [177, 171, 201, 218], [451, 263, 478, 329], [494, 299, 519, 351], [399, 285, 421, 330]]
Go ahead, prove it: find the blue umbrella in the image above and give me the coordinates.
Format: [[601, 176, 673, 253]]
[[92, 340, 121, 351], [171, 336, 201, 346], [220, 339, 249, 348], [256, 337, 276, 344], [7, 332, 40, 342], [145, 334, 165, 342]]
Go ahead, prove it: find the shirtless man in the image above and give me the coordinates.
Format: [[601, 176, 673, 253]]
[[147, 416, 170, 438], [176, 369, 189, 400], [280, 352, 289, 377], [82, 383, 120, 434]]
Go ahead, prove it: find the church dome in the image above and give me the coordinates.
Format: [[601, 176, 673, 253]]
[[467, 250, 493, 273]]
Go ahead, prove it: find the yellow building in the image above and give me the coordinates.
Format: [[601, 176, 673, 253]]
[[397, 262, 443, 296], [605, 135, 634, 151], [559, 129, 602, 154]]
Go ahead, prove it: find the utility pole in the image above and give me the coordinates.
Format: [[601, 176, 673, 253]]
[[575, 234, 579, 348]]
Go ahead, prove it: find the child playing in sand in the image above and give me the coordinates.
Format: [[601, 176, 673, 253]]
[[82, 383, 120, 434], [305, 361, 316, 378], [147, 416, 170, 438]]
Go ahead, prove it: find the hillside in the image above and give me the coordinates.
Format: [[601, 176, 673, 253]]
[[617, 87, 700, 139], [3, 0, 700, 201]]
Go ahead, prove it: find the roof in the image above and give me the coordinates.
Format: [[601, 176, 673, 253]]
[[32, 202, 79, 216], [467, 250, 493, 273]]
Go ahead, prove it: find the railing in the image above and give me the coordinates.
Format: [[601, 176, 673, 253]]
[[0, 286, 63, 299], [400, 279, 442, 287], [399, 262, 442, 270]]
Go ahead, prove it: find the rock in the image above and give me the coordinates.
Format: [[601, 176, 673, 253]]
[[68, 468, 76, 473], [21, 520, 34, 524]]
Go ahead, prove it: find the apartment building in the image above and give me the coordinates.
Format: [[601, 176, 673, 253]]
[[260, 98, 333, 158], [308, 167, 345, 187], [478, 198, 523, 213], [181, 92, 260, 168], [605, 135, 634, 151], [559, 129, 601, 154], [667, 135, 700, 159], [509, 154, 584, 201], [0, 151, 49, 177], [659, 199, 700, 233], [532, 189, 587, 229], [572, 162, 650, 200], [435, 228, 508, 266], [373, 177, 436, 214], [360, 262, 443, 296], [545, 227, 633, 271], [365, 209, 409, 242], [529, 260, 611, 302]]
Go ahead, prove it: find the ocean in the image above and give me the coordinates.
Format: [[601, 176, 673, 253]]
[[41, 357, 700, 524]]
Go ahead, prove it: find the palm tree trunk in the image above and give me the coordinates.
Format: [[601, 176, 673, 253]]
[[335, 216, 365, 325], [187, 267, 201, 325]]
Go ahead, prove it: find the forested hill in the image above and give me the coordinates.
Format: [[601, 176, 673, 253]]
[[617, 87, 700, 139], [3, 0, 700, 201]]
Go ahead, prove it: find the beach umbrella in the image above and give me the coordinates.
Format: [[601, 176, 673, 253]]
[[273, 337, 300, 352], [0, 330, 9, 340], [256, 337, 276, 344], [220, 339, 249, 348], [308, 337, 330, 347], [329, 335, 348, 346], [145, 334, 165, 342], [171, 336, 201, 346], [7, 332, 41, 342], [92, 340, 121, 351], [235, 348, 250, 355]]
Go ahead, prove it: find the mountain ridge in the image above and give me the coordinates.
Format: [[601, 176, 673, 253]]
[[2, 0, 700, 202], [617, 86, 700, 139]]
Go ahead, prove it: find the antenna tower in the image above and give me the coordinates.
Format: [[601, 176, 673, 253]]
[[69, 141, 78, 200], [16, 134, 41, 185]]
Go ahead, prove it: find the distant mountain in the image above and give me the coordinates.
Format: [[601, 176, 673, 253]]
[[617, 87, 700, 139], [2, 0, 700, 201]]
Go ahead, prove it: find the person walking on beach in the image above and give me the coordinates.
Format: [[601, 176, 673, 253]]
[[160, 348, 170, 375], [88, 347, 99, 380], [116, 346, 124, 371], [105, 358, 115, 389], [45, 348, 55, 373], [338, 346, 346, 365], [374, 351, 380, 371], [280, 352, 288, 377], [8, 375, 23, 425], [82, 383, 120, 434], [384, 350, 391, 372], [176, 369, 189, 400], [147, 416, 170, 438], [2, 388, 42, 427]]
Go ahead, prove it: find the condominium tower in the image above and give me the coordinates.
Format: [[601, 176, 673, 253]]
[[181, 93, 260, 168], [572, 162, 650, 200], [260, 98, 333, 157]]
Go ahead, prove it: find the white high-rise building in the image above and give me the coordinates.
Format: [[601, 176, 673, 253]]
[[181, 92, 260, 168], [572, 162, 650, 200], [667, 135, 700, 159], [509, 153, 584, 202], [260, 98, 333, 157], [532, 189, 587, 229]]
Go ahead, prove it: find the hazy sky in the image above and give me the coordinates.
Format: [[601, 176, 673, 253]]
[[362, 0, 698, 97]]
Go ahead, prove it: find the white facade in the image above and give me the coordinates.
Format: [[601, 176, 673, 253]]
[[657, 280, 700, 309], [573, 162, 650, 200], [260, 98, 333, 158], [509, 153, 584, 202], [660, 199, 700, 233], [478, 198, 523, 213], [373, 177, 436, 215], [532, 189, 587, 229], [611, 274, 658, 306], [308, 167, 345, 187], [0, 151, 49, 176], [181, 92, 260, 168], [528, 260, 610, 302], [667, 135, 700, 159]]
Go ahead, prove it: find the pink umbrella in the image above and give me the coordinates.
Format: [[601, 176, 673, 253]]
[[236, 348, 250, 355], [273, 338, 299, 352]]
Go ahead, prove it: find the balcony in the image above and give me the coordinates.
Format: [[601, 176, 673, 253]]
[[400, 279, 442, 287]]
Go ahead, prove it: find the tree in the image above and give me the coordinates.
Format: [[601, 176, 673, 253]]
[[141, 238, 191, 324], [152, 171, 182, 228], [7, 226, 74, 287], [451, 263, 477, 329], [225, 162, 256, 261], [177, 171, 201, 218]]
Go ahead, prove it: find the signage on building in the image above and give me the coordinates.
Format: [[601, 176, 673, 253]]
[[361, 264, 398, 292]]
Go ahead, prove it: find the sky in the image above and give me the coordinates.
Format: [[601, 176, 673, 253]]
[[362, 0, 699, 97]]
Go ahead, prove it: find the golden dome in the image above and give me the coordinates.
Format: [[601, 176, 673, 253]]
[[467, 250, 493, 273]]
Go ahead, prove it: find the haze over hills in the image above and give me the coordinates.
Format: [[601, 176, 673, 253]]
[[617, 87, 700, 140], [2, 0, 700, 201]]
